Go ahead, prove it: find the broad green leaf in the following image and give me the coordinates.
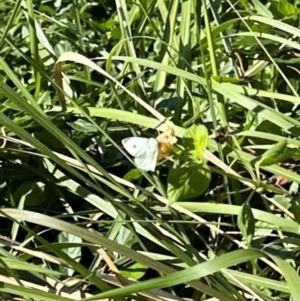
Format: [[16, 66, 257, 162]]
[[254, 221, 273, 239], [116, 226, 135, 248], [67, 119, 98, 133], [3, 99, 23, 111], [273, 194, 291, 210], [124, 168, 142, 181], [289, 182, 299, 195], [14, 181, 49, 207], [256, 139, 288, 168], [182, 125, 208, 159], [58, 232, 82, 276], [120, 262, 147, 280], [167, 163, 211, 204], [252, 120, 281, 145], [270, 0, 297, 17], [237, 201, 255, 247]]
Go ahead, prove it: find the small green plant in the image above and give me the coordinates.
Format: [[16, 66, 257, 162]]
[[167, 125, 211, 204]]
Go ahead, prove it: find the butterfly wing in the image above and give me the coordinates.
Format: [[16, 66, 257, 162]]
[[122, 137, 159, 171], [122, 137, 150, 157], [134, 138, 159, 171]]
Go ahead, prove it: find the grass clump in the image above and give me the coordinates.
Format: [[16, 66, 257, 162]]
[[0, 1, 300, 301]]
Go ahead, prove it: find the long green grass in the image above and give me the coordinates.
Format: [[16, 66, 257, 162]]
[[0, 1, 300, 301]]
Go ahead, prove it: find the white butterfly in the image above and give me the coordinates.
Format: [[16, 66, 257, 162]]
[[122, 137, 159, 171]]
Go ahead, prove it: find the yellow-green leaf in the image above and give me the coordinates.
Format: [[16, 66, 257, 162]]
[[182, 125, 208, 159], [167, 163, 211, 204]]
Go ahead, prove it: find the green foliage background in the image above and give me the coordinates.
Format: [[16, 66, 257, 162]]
[[1, 0, 300, 300]]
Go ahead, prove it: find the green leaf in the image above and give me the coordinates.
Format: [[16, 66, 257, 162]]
[[167, 163, 211, 204], [256, 139, 288, 167], [270, 0, 298, 17], [182, 125, 208, 159], [14, 181, 49, 207], [290, 182, 299, 195], [252, 120, 281, 145], [252, 0, 274, 18], [120, 262, 147, 280], [237, 201, 255, 247], [271, 256, 300, 301], [212, 76, 247, 85], [291, 197, 300, 225], [58, 232, 82, 276], [239, 0, 253, 12], [254, 139, 289, 180], [85, 249, 265, 300], [273, 194, 291, 210], [67, 119, 98, 133], [116, 226, 135, 247], [124, 168, 142, 181]]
